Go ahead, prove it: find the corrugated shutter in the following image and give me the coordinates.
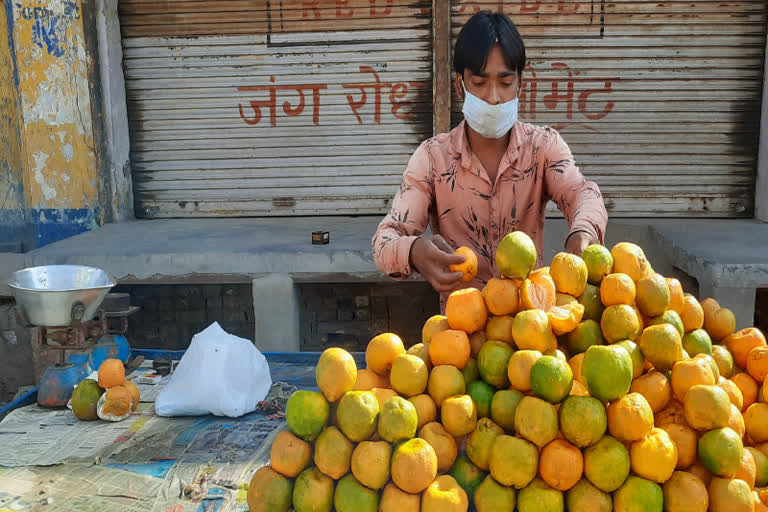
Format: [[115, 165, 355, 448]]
[[451, 1, 767, 217], [119, 0, 432, 217]]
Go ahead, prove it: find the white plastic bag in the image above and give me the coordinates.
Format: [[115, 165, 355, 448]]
[[155, 322, 272, 418]]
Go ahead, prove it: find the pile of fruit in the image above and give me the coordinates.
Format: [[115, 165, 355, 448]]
[[70, 358, 140, 422], [248, 231, 768, 512]]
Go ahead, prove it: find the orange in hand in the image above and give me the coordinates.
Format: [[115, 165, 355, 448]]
[[449, 246, 478, 283]]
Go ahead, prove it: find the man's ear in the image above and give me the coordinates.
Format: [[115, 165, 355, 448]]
[[454, 72, 464, 100]]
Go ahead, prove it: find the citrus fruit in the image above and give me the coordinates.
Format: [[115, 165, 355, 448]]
[[512, 309, 556, 352], [698, 427, 744, 477], [482, 277, 520, 316], [446, 288, 488, 334], [540, 439, 584, 491], [292, 466, 334, 512], [659, 422, 697, 469], [708, 477, 753, 512], [635, 273, 671, 317], [600, 273, 636, 306], [98, 359, 125, 389], [441, 394, 477, 437], [520, 271, 557, 311], [530, 355, 573, 403], [724, 327, 767, 369], [569, 353, 586, 383], [733, 372, 759, 411], [582, 344, 633, 401], [430, 329, 471, 369], [450, 454, 487, 501], [469, 330, 487, 357], [556, 292, 578, 306], [450, 246, 478, 283], [96, 385, 132, 421], [566, 478, 612, 512], [461, 357, 479, 383], [350, 441, 390, 490], [428, 365, 466, 406], [514, 396, 559, 447], [467, 380, 494, 418], [421, 475, 468, 512], [71, 379, 105, 421], [407, 342, 432, 371], [354, 368, 389, 391], [687, 460, 713, 486], [671, 357, 716, 401], [378, 396, 418, 443], [422, 315, 450, 344], [366, 333, 405, 375], [419, 421, 458, 473], [125, 381, 140, 412], [616, 339, 644, 378], [477, 340, 513, 388], [666, 278, 685, 314], [507, 349, 542, 392], [747, 446, 768, 487], [466, 417, 504, 470], [701, 297, 720, 323], [639, 323, 683, 372], [630, 369, 672, 413], [270, 430, 312, 478], [391, 437, 438, 494], [550, 252, 588, 296], [559, 396, 607, 447], [705, 307, 736, 341], [566, 319, 604, 355], [608, 392, 654, 442], [630, 427, 678, 483], [711, 344, 735, 378], [496, 231, 537, 280], [613, 476, 663, 512], [485, 314, 515, 344], [516, 477, 564, 512], [578, 283, 604, 321], [746, 345, 768, 382], [547, 303, 584, 335], [600, 304, 640, 343], [286, 390, 330, 441], [682, 329, 713, 357], [408, 393, 437, 430], [718, 377, 744, 410], [611, 242, 653, 282], [379, 482, 420, 512], [647, 310, 685, 337], [583, 435, 630, 492], [314, 426, 353, 479], [334, 474, 378, 512], [336, 390, 379, 442], [316, 347, 357, 402], [247, 466, 292, 512], [727, 402, 746, 438], [474, 474, 516, 512], [582, 244, 613, 284], [489, 434, 538, 488], [655, 399, 686, 427], [684, 384, 731, 430], [390, 354, 428, 397], [745, 402, 768, 442], [490, 389, 523, 432], [734, 447, 756, 488], [680, 294, 705, 332], [661, 471, 708, 512]]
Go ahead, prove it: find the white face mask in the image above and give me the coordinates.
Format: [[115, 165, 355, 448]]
[[461, 78, 519, 139]]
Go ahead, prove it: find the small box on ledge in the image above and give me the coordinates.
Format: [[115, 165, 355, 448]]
[[312, 231, 330, 245]]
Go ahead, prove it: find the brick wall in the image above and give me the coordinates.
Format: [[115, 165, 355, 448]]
[[299, 282, 440, 352]]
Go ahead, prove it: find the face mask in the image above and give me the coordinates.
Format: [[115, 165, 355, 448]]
[[461, 79, 519, 139]]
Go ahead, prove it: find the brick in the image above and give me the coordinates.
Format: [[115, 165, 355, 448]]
[[202, 285, 223, 298], [317, 309, 336, 322], [337, 310, 354, 322], [354, 295, 370, 308], [205, 297, 223, 310], [355, 309, 370, 321], [322, 297, 338, 308]]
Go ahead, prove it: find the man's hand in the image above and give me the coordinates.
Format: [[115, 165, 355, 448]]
[[565, 231, 598, 256], [410, 235, 466, 293]]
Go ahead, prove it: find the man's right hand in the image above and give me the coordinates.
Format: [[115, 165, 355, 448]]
[[410, 235, 466, 293]]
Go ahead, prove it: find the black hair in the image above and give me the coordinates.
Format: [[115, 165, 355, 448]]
[[453, 11, 526, 78]]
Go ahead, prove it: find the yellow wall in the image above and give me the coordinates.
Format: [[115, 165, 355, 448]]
[[0, 0, 24, 213]]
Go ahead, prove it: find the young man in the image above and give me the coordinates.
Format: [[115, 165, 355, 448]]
[[372, 11, 608, 308]]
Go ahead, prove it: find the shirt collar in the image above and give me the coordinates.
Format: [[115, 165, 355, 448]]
[[451, 120, 525, 170]]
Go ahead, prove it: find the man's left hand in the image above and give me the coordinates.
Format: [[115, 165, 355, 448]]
[[565, 231, 598, 256]]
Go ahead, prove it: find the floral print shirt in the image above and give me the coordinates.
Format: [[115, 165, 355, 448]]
[[372, 120, 608, 307]]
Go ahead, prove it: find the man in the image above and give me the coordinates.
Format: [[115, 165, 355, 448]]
[[372, 11, 608, 308]]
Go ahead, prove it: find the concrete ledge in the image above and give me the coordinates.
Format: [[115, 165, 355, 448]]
[[0, 253, 25, 296]]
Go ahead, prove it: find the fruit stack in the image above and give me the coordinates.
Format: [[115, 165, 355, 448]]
[[248, 231, 768, 512], [70, 358, 141, 422]]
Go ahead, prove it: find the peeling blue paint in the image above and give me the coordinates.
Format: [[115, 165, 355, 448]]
[[33, 207, 100, 248]]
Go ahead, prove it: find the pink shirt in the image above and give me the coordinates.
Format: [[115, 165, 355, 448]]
[[372, 121, 608, 307]]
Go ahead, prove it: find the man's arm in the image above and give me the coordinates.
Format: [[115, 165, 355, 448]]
[[542, 129, 609, 254]]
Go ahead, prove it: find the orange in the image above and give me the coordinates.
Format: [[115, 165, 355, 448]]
[[366, 333, 405, 376], [747, 446, 768, 486], [701, 297, 721, 323], [465, 417, 503, 470], [756, 491, 768, 512], [495, 231, 537, 280], [520, 270, 557, 312], [429, 329, 471, 369], [286, 390, 330, 442], [708, 477, 754, 512], [316, 347, 357, 402], [662, 471, 708, 512], [559, 396, 608, 448], [71, 380, 105, 421], [600, 273, 636, 306], [679, 294, 705, 333], [97, 359, 125, 389], [556, 292, 578, 306], [512, 309, 556, 352], [655, 399, 686, 428], [608, 392, 654, 442], [550, 252, 588, 297], [485, 314, 515, 344], [518, 478, 565, 511], [727, 403, 746, 439], [247, 466, 292, 512], [461, 357, 479, 383], [445, 288, 488, 334], [124, 380, 140, 412], [582, 243, 614, 284], [473, 474, 517, 512], [419, 421, 458, 473], [671, 357, 716, 402], [540, 439, 583, 491], [371, 387, 398, 409], [334, 473, 378, 512], [683, 384, 731, 431], [718, 376, 744, 411], [449, 246, 478, 283], [514, 396, 559, 448], [746, 345, 768, 383], [734, 447, 756, 488], [336, 390, 379, 442], [378, 396, 418, 443], [427, 365, 465, 407], [635, 273, 671, 317], [292, 466, 334, 512], [630, 369, 672, 413], [422, 315, 450, 344], [482, 277, 520, 316], [581, 344, 633, 401], [705, 307, 736, 341], [408, 394, 437, 430], [583, 435, 631, 492], [96, 385, 132, 421], [477, 339, 513, 388], [565, 478, 612, 512], [639, 323, 683, 372], [270, 430, 312, 478], [441, 395, 477, 437], [489, 434, 539, 488], [666, 278, 685, 314], [733, 372, 759, 412], [391, 438, 438, 494], [600, 304, 640, 343], [379, 482, 420, 512], [724, 328, 767, 369], [630, 427, 678, 483], [490, 389, 524, 432], [529, 355, 574, 404], [351, 441, 391, 490], [469, 330, 487, 357], [354, 368, 389, 391], [699, 427, 743, 478], [567, 319, 604, 355], [568, 353, 585, 384], [659, 423, 697, 469], [611, 242, 653, 282], [406, 342, 432, 371], [507, 349, 542, 392], [579, 283, 605, 321], [547, 303, 584, 336], [688, 460, 713, 486], [421, 475, 468, 512], [712, 344, 735, 378], [314, 426, 353, 479], [745, 403, 768, 443]]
